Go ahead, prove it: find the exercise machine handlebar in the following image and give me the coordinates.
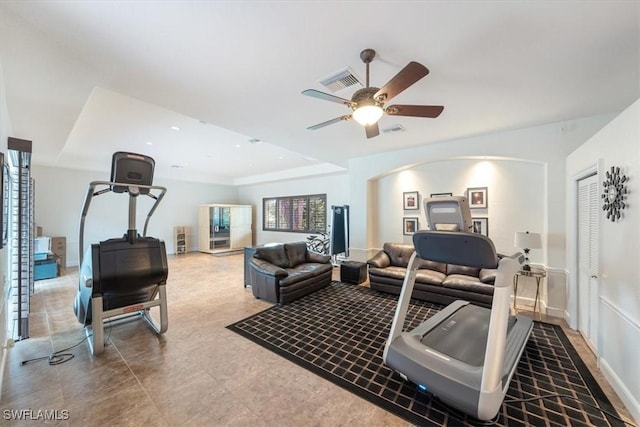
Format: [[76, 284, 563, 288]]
[[78, 180, 167, 266]]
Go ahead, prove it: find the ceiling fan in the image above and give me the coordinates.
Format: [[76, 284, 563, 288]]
[[302, 49, 444, 139]]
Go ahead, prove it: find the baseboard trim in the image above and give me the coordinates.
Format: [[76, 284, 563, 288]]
[[545, 306, 565, 319], [564, 309, 572, 326], [599, 357, 640, 424]]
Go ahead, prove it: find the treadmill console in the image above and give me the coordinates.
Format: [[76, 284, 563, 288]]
[[424, 196, 473, 232], [419, 196, 498, 267]]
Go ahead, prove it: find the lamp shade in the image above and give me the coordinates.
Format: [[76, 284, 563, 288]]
[[514, 231, 542, 249], [352, 105, 384, 126]]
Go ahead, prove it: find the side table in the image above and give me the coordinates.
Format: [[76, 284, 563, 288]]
[[513, 268, 547, 314]]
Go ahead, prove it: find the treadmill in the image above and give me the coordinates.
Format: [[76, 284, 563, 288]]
[[383, 196, 533, 421], [73, 152, 169, 355]]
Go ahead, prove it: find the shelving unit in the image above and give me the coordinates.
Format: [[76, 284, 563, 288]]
[[174, 226, 190, 255], [198, 204, 252, 254], [8, 138, 34, 341]]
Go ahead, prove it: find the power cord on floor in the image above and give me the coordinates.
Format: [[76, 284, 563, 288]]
[[20, 320, 114, 366], [417, 388, 636, 426], [503, 393, 637, 427], [21, 334, 90, 366]]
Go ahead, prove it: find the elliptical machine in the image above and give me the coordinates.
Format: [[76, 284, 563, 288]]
[[73, 152, 169, 355]]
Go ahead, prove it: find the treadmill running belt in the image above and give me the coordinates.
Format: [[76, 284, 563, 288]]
[[419, 304, 516, 366]]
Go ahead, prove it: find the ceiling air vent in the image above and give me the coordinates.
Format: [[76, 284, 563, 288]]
[[382, 124, 407, 134], [318, 66, 364, 93]]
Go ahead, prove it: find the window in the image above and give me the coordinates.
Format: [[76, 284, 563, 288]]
[[263, 194, 326, 233]]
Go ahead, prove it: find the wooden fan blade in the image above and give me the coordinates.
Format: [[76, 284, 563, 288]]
[[385, 104, 444, 118], [307, 115, 352, 130], [374, 62, 429, 103], [302, 89, 353, 106], [365, 123, 380, 139]]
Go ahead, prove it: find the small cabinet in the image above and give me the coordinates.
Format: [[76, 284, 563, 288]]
[[174, 226, 191, 255], [198, 204, 252, 254]]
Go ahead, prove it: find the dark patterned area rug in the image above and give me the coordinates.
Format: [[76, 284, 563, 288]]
[[227, 282, 623, 426]]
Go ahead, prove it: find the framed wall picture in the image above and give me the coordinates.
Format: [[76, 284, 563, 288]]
[[430, 192, 452, 198], [403, 191, 419, 210], [467, 187, 488, 209], [472, 217, 488, 237], [403, 217, 418, 235]]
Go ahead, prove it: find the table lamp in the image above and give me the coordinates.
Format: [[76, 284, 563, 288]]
[[514, 231, 541, 271]]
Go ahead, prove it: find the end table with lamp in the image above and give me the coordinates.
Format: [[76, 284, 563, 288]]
[[513, 231, 544, 313], [513, 268, 547, 314], [514, 231, 542, 271]]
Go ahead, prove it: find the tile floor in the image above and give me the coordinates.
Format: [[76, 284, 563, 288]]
[[0, 252, 634, 426]]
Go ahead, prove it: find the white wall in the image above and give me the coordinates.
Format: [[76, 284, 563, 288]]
[[566, 98, 640, 423], [347, 114, 615, 317], [32, 168, 349, 263], [374, 158, 551, 308], [349, 114, 615, 263], [237, 172, 350, 246], [31, 165, 238, 265], [375, 158, 545, 255]]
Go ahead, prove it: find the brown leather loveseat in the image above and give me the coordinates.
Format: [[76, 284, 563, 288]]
[[367, 242, 497, 308], [249, 242, 333, 305]]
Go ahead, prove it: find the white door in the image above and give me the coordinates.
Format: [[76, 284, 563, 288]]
[[577, 173, 599, 353], [198, 205, 212, 253], [230, 206, 252, 249]]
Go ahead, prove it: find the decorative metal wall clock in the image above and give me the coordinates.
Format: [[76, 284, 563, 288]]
[[602, 166, 628, 221]]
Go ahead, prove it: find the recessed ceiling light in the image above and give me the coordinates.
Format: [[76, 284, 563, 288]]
[[170, 126, 180, 131], [279, 156, 284, 160], [146, 141, 152, 146], [235, 144, 241, 148]]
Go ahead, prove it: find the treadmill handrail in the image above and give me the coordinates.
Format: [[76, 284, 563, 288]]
[[480, 253, 522, 393], [383, 251, 421, 364], [78, 180, 167, 266]]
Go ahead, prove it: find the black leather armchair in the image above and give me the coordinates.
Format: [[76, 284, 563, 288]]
[[249, 242, 333, 305]]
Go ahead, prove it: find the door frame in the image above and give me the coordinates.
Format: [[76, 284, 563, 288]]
[[567, 159, 603, 339]]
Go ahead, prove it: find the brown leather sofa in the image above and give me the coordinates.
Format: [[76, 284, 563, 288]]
[[367, 242, 497, 308], [249, 242, 333, 305]]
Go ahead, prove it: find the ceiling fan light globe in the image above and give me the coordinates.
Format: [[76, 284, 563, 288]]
[[353, 105, 383, 126]]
